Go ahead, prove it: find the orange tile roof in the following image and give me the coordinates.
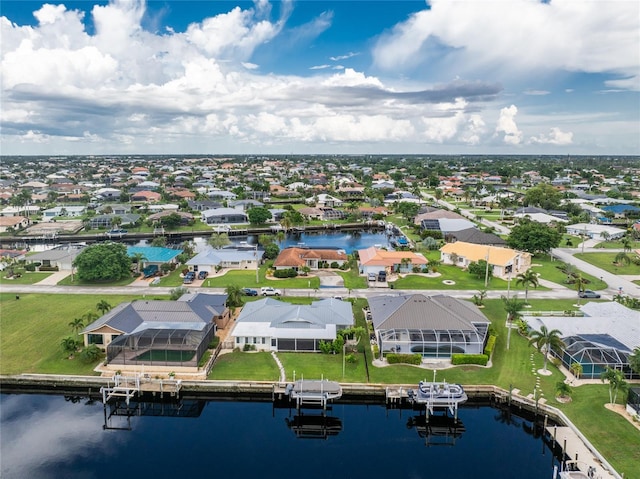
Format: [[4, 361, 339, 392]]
[[358, 246, 428, 267], [274, 247, 347, 267]]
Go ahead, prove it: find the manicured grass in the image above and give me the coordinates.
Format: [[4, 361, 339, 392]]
[[57, 274, 137, 287], [0, 293, 150, 375], [595, 240, 640, 250], [336, 268, 368, 289], [574, 252, 640, 275], [558, 385, 640, 478], [0, 271, 53, 285], [531, 254, 608, 290], [208, 351, 281, 381]]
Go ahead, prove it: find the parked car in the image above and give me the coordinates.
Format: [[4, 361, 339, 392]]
[[579, 289, 601, 298], [242, 288, 258, 296], [368, 272, 377, 281], [377, 271, 387, 282], [197, 271, 208, 280], [261, 286, 282, 296], [183, 271, 196, 284]]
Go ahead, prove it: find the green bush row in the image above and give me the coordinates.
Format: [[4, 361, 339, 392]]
[[386, 353, 422, 365], [273, 268, 298, 278], [484, 335, 497, 355], [451, 354, 488, 366]]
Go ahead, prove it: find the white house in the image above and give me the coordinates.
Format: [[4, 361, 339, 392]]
[[565, 223, 626, 241], [42, 206, 86, 221]]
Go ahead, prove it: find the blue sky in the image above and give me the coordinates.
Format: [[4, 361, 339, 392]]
[[1, 0, 638, 156]]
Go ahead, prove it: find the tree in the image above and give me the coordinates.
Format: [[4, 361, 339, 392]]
[[96, 300, 112, 315], [502, 295, 525, 350], [570, 362, 583, 380], [263, 243, 280, 260], [160, 212, 183, 229], [614, 252, 630, 266], [528, 325, 566, 373], [555, 381, 572, 400], [600, 367, 628, 404], [468, 260, 492, 281], [629, 347, 640, 375], [170, 286, 189, 300], [247, 207, 272, 225], [150, 236, 167, 247], [574, 273, 587, 305], [80, 344, 102, 364], [131, 252, 147, 274], [73, 243, 131, 282], [61, 337, 80, 356], [622, 236, 633, 252], [515, 270, 539, 304], [225, 285, 243, 308], [208, 233, 231, 249], [396, 201, 420, 222], [507, 219, 562, 254], [523, 184, 562, 210]]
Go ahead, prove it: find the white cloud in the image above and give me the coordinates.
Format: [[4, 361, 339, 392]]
[[523, 89, 550, 96], [329, 52, 359, 61], [373, 0, 640, 90], [495, 105, 523, 145], [529, 127, 573, 145], [310, 64, 331, 70]]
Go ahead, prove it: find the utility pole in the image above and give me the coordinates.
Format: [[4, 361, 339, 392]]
[[484, 247, 491, 288]]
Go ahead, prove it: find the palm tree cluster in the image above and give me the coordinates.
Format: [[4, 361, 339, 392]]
[[528, 325, 565, 373]]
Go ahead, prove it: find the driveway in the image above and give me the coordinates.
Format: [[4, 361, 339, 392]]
[[314, 270, 344, 288], [34, 270, 72, 285]]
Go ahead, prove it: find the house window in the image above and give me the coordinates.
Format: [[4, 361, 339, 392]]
[[87, 334, 104, 345], [262, 338, 266, 344], [236, 337, 241, 344]]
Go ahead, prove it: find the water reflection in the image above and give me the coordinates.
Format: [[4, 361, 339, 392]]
[[284, 413, 343, 440], [406, 413, 466, 446]]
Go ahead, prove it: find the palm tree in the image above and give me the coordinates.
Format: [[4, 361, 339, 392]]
[[131, 252, 147, 274], [600, 367, 628, 404], [622, 236, 632, 252], [96, 300, 112, 315], [528, 325, 566, 373], [574, 273, 587, 305], [61, 336, 79, 356], [601, 231, 610, 242], [570, 362, 583, 380], [83, 311, 99, 324], [515, 270, 539, 304], [555, 381, 572, 401], [68, 317, 85, 334], [614, 251, 630, 267], [502, 295, 525, 350], [225, 284, 243, 308]]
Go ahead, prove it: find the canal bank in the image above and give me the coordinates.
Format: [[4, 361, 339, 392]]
[[0, 373, 623, 478]]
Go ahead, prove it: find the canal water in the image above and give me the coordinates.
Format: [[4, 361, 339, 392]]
[[0, 393, 562, 479]]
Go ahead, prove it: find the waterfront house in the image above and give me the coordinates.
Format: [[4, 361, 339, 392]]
[[368, 294, 490, 358], [27, 244, 85, 271], [440, 241, 531, 279], [230, 298, 354, 352], [273, 247, 348, 271], [186, 247, 263, 275], [357, 246, 428, 276], [42, 205, 86, 220], [0, 215, 30, 233], [89, 213, 140, 229], [82, 293, 228, 369], [201, 207, 248, 225], [444, 227, 507, 246], [524, 302, 640, 380], [126, 246, 182, 269]]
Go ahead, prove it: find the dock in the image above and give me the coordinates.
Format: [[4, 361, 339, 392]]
[[547, 426, 617, 479], [100, 374, 182, 405], [279, 379, 342, 410], [387, 381, 468, 420]]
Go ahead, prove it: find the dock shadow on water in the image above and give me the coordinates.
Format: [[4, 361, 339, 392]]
[[1, 391, 567, 479]]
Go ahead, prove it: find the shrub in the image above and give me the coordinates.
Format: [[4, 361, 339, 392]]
[[273, 268, 297, 278], [345, 354, 357, 364], [484, 335, 497, 356], [330, 261, 339, 269], [386, 353, 422, 365], [372, 344, 379, 356], [24, 264, 37, 272], [208, 336, 220, 349], [451, 354, 488, 366], [243, 343, 256, 352]]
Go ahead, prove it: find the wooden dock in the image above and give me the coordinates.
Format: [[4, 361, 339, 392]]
[[101, 375, 182, 405], [547, 426, 617, 479]]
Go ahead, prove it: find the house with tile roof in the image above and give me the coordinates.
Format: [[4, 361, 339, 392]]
[[357, 246, 428, 276], [368, 294, 490, 359], [82, 293, 228, 369], [230, 297, 354, 352], [440, 241, 531, 279], [186, 247, 263, 274], [273, 247, 348, 271], [0, 215, 30, 233]]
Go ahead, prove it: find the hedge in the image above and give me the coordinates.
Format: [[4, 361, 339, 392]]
[[386, 353, 422, 365], [273, 268, 297, 278], [484, 335, 497, 356], [451, 354, 488, 366]]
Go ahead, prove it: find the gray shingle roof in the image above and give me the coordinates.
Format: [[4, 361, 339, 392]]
[[368, 294, 489, 331]]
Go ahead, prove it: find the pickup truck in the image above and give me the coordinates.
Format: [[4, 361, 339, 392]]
[[260, 287, 282, 296]]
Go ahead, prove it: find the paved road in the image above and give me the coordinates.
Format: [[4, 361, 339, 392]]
[[552, 247, 640, 297]]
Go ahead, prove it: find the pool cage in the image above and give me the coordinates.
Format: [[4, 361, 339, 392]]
[[107, 324, 215, 367], [628, 388, 640, 416], [552, 335, 639, 380], [378, 327, 488, 358]]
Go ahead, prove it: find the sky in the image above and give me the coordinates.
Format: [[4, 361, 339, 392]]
[[1, 0, 639, 156]]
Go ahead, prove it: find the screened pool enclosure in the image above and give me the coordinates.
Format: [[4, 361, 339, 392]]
[[106, 324, 215, 367], [552, 335, 638, 380], [378, 327, 488, 358]]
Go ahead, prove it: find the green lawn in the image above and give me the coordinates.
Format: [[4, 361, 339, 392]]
[[208, 351, 281, 381], [574, 252, 640, 275], [531, 254, 608, 290], [0, 293, 151, 375], [336, 268, 368, 289], [595, 240, 640, 250], [0, 270, 53, 285]]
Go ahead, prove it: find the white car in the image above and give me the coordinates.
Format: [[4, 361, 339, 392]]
[[261, 287, 282, 296]]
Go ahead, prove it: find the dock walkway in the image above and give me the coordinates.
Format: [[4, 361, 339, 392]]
[[547, 426, 617, 479]]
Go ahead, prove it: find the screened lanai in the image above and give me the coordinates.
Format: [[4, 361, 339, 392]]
[[107, 324, 215, 367], [368, 294, 490, 359], [552, 334, 637, 380]]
